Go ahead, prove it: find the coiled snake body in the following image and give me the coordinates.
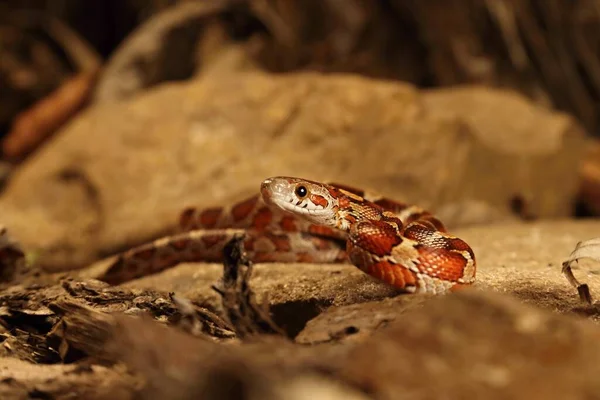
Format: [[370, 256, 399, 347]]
[[101, 177, 476, 294]]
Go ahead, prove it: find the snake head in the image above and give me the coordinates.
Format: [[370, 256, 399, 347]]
[[261, 176, 340, 227]]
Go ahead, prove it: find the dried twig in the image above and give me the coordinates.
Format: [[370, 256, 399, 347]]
[[213, 234, 285, 338], [169, 293, 236, 339]]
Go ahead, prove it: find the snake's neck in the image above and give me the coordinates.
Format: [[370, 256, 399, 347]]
[[331, 189, 384, 231]]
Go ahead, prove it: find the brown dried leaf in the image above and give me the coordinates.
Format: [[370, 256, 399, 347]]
[[561, 238, 600, 304]]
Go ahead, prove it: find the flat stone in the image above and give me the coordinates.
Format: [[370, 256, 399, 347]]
[[337, 289, 600, 399]]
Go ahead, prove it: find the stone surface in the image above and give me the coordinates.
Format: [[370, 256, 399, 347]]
[[0, 357, 137, 399], [337, 289, 600, 400], [0, 73, 586, 270], [424, 86, 586, 223]]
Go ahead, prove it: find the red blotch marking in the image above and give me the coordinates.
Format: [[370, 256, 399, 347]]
[[366, 261, 385, 281], [308, 235, 340, 251], [231, 196, 259, 222], [411, 220, 438, 231], [309, 194, 329, 208], [199, 208, 223, 228], [405, 224, 474, 262], [170, 238, 190, 250], [414, 246, 468, 282], [421, 215, 447, 232], [352, 221, 403, 257], [308, 225, 341, 239], [279, 216, 298, 232], [243, 235, 256, 251], [381, 214, 403, 229], [252, 207, 273, 231], [188, 246, 216, 262], [132, 248, 157, 261], [253, 252, 276, 262], [266, 233, 291, 252], [403, 211, 428, 225], [373, 198, 408, 213], [327, 187, 345, 199], [345, 214, 358, 225], [402, 223, 433, 242], [448, 237, 474, 255], [201, 234, 226, 248], [403, 212, 446, 233], [155, 254, 181, 271], [179, 207, 199, 230], [327, 182, 365, 197], [337, 195, 351, 210], [296, 253, 314, 262]]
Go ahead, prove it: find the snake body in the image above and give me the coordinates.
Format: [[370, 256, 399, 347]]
[[101, 177, 476, 294]]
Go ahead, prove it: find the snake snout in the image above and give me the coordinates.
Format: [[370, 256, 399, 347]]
[[260, 178, 273, 201], [261, 176, 296, 207]]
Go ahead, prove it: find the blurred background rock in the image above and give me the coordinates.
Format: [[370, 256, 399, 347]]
[[3, 0, 600, 137], [0, 0, 598, 269]]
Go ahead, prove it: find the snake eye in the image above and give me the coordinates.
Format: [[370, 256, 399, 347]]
[[295, 185, 308, 198]]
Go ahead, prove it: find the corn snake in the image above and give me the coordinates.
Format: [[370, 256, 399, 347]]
[[100, 177, 476, 294]]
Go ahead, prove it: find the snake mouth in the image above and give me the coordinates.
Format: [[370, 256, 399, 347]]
[[276, 197, 329, 217]]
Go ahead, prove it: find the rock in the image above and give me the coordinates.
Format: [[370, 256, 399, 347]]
[[93, 1, 242, 103], [97, 290, 600, 398], [295, 295, 429, 344], [7, 288, 600, 399], [0, 357, 137, 400], [338, 289, 600, 399], [0, 73, 585, 270], [424, 86, 586, 225], [103, 315, 366, 400]]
